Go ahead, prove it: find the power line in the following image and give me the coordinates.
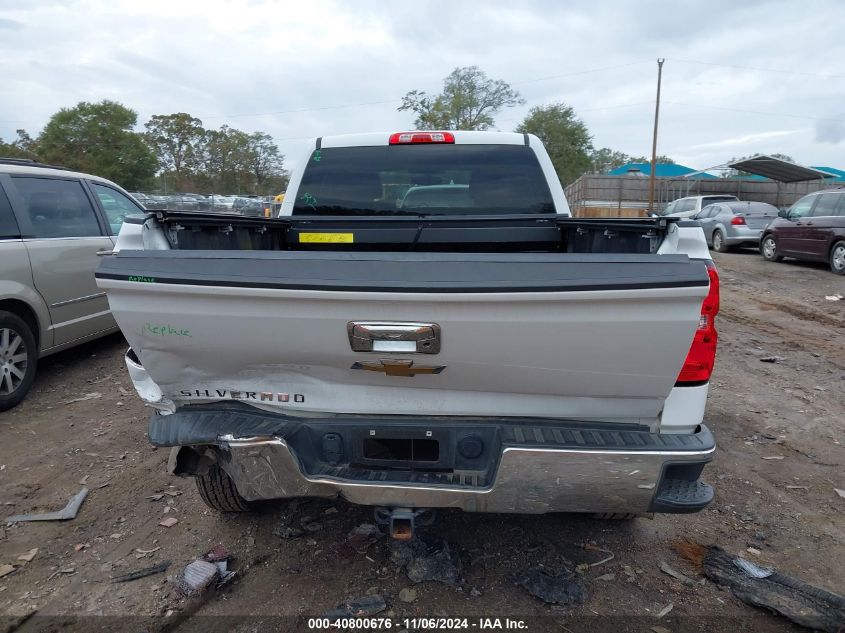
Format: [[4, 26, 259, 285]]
[[667, 101, 845, 123], [668, 58, 845, 80]]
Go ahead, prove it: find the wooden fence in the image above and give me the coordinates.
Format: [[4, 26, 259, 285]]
[[564, 175, 837, 217]]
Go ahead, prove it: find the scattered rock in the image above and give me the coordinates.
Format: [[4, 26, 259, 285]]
[[595, 573, 616, 581], [398, 587, 418, 603], [392, 538, 462, 586], [202, 544, 230, 562], [302, 522, 323, 533], [746, 547, 762, 556], [273, 525, 304, 539], [656, 603, 674, 618], [470, 586, 482, 597], [658, 561, 697, 586], [511, 567, 586, 605], [760, 356, 784, 363], [158, 517, 178, 528], [0, 564, 15, 578], [835, 488, 845, 500], [762, 456, 785, 460], [323, 595, 386, 618], [335, 523, 382, 557], [17, 548, 38, 563]]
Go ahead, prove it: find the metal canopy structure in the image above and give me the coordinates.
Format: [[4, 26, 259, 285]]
[[727, 155, 833, 183]]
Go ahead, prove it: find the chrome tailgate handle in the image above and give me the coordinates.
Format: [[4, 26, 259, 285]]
[[348, 322, 441, 354]]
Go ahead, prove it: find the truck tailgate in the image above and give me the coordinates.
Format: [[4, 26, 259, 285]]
[[97, 251, 709, 421]]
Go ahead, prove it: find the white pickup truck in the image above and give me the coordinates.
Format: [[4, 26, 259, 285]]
[[96, 131, 718, 533]]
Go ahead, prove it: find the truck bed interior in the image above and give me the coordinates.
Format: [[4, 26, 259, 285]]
[[138, 211, 673, 254]]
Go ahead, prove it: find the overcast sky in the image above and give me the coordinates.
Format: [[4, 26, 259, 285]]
[[1, 0, 843, 176]]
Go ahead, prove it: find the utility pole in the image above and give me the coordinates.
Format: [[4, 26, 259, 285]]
[[648, 58, 665, 213]]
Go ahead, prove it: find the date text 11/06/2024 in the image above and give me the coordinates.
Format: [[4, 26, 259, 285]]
[[307, 617, 529, 630]]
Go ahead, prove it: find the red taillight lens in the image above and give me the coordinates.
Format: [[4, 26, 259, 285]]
[[389, 131, 455, 145], [676, 262, 719, 385], [730, 215, 746, 225]]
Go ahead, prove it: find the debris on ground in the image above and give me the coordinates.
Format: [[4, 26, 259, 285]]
[[6, 488, 88, 523], [17, 548, 38, 563], [510, 567, 587, 605], [759, 356, 785, 363], [323, 595, 386, 618], [655, 603, 674, 618], [762, 455, 784, 460], [835, 488, 845, 500], [398, 587, 418, 603], [703, 545, 845, 633], [111, 560, 171, 583], [202, 544, 230, 562], [158, 517, 178, 528], [272, 525, 304, 539], [62, 392, 102, 405], [824, 294, 844, 301], [0, 564, 15, 578], [580, 543, 614, 569], [146, 494, 164, 501], [658, 560, 699, 586], [335, 523, 382, 557], [175, 560, 219, 596], [595, 573, 616, 582], [391, 537, 462, 585]]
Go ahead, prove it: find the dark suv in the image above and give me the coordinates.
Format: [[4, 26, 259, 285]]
[[760, 189, 845, 274]]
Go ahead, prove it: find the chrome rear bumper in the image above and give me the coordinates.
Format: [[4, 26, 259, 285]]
[[219, 435, 713, 514]]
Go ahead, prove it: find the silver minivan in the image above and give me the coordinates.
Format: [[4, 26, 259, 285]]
[[0, 158, 144, 410]]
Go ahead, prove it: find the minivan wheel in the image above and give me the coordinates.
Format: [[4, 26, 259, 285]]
[[196, 464, 253, 512], [831, 241, 845, 275], [761, 235, 783, 262], [712, 230, 729, 253], [0, 311, 38, 411]]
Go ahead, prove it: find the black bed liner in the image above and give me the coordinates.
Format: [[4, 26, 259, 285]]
[[127, 210, 676, 254]]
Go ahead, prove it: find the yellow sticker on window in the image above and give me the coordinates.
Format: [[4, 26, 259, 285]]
[[298, 232, 354, 243]]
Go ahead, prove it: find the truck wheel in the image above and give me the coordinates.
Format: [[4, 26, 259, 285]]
[[712, 230, 730, 253], [591, 512, 638, 520], [760, 235, 783, 262], [196, 464, 253, 512], [830, 241, 845, 275], [0, 311, 38, 412]]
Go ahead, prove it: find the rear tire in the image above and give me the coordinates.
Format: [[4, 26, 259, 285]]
[[830, 241, 845, 275], [760, 235, 783, 262], [196, 464, 253, 512], [712, 230, 730, 253], [591, 512, 638, 520], [0, 311, 38, 412]]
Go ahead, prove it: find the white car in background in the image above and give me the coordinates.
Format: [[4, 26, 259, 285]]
[[661, 195, 739, 218]]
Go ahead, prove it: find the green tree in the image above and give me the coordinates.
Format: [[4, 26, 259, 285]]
[[144, 113, 205, 186], [0, 129, 39, 160], [399, 66, 524, 130], [245, 132, 286, 192], [37, 100, 156, 189], [516, 103, 593, 186], [201, 125, 253, 192]]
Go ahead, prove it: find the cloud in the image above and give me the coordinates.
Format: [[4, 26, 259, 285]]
[[1, 0, 845, 172], [815, 118, 845, 144]]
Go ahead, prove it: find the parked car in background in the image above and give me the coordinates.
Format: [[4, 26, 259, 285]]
[[0, 157, 143, 409], [232, 196, 264, 216], [760, 188, 845, 274], [694, 201, 779, 252], [661, 195, 739, 218], [399, 184, 472, 210]]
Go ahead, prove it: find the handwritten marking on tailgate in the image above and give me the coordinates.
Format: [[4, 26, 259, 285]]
[[298, 232, 354, 243]]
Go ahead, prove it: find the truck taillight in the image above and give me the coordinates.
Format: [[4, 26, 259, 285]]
[[676, 261, 719, 385], [731, 215, 746, 225], [389, 131, 455, 145]]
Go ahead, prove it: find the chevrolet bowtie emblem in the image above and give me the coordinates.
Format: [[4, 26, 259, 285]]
[[351, 359, 445, 377]]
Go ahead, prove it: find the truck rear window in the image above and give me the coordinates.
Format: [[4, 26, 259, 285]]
[[292, 144, 555, 216]]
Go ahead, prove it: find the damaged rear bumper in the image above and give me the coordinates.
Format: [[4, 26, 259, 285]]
[[150, 405, 716, 515]]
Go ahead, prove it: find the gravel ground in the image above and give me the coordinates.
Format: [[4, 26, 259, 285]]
[[0, 249, 843, 632]]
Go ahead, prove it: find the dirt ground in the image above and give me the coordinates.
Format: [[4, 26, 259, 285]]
[[0, 249, 843, 632]]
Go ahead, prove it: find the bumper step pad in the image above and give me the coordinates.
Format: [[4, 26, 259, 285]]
[[651, 478, 714, 513]]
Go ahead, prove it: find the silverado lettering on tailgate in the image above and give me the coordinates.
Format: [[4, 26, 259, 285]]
[[178, 389, 304, 402]]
